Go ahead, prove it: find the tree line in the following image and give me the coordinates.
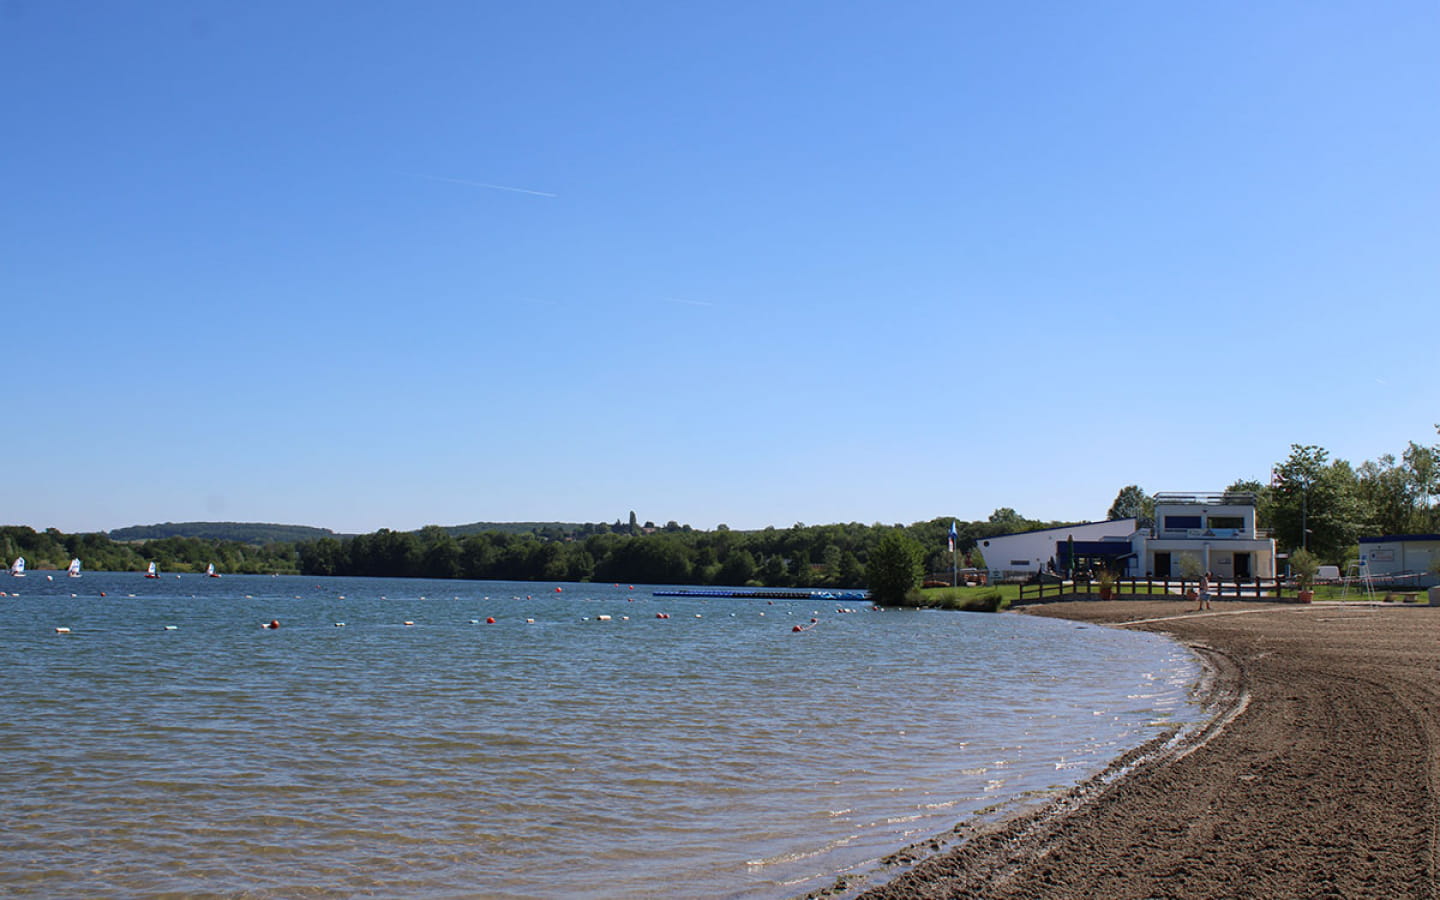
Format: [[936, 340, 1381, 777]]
[[8, 426, 1434, 588], [0, 526, 300, 575], [291, 512, 1063, 588], [0, 511, 1065, 589]]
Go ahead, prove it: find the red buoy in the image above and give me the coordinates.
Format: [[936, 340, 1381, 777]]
[[486, 617, 496, 624]]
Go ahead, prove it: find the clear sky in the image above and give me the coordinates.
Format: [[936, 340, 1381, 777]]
[[4, 1, 1437, 535]]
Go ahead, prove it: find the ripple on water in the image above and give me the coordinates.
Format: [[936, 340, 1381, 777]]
[[0, 576, 1202, 899]]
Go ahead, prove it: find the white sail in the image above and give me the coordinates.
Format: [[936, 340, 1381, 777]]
[[146, 561, 158, 578], [206, 563, 218, 577], [9, 557, 24, 577], [67, 558, 81, 577]]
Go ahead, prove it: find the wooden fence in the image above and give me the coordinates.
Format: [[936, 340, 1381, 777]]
[[1016, 576, 1294, 606]]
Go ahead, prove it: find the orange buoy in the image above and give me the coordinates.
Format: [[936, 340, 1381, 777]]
[[486, 616, 496, 624], [267, 619, 280, 629]]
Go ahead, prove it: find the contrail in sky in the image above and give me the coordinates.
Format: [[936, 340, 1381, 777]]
[[404, 172, 557, 198]]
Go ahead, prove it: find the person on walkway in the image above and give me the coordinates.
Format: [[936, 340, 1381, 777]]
[[1198, 572, 1213, 610]]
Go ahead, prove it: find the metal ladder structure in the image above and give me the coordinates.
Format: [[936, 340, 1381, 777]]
[[1340, 557, 1377, 602]]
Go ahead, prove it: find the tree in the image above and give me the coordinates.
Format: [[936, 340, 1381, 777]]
[[1106, 485, 1153, 528], [1271, 445, 1327, 553], [1289, 547, 1320, 590], [760, 554, 786, 586], [716, 549, 757, 586], [820, 545, 843, 585], [1270, 445, 1364, 562], [421, 536, 462, 579], [1226, 478, 1275, 535], [594, 536, 692, 584], [986, 508, 1026, 532], [299, 537, 344, 576], [1309, 461, 1365, 563], [789, 551, 811, 586], [1404, 439, 1439, 531], [1177, 552, 1205, 580], [1355, 455, 1414, 537], [867, 529, 924, 604], [837, 550, 865, 588]]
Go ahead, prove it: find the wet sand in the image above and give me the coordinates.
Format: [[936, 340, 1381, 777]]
[[852, 599, 1440, 900]]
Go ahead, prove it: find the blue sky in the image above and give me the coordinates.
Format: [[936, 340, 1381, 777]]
[[4, 1, 1437, 535]]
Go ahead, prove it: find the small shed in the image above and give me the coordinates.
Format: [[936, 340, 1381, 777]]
[[1358, 534, 1440, 583]]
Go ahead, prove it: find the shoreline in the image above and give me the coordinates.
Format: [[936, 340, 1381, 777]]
[[843, 600, 1439, 899]]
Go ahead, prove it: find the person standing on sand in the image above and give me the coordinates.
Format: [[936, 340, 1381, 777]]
[[1198, 572, 1213, 610]]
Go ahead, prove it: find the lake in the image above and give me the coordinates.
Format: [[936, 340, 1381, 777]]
[[0, 573, 1200, 898]]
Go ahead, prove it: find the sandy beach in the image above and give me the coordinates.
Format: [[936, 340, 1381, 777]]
[[852, 599, 1440, 900]]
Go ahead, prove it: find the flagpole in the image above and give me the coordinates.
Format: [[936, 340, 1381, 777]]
[[949, 521, 959, 588]]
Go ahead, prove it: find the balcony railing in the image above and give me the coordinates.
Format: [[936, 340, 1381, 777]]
[[1148, 528, 1272, 540]]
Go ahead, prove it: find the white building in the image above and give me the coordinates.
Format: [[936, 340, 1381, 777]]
[[1358, 534, 1440, 582], [977, 491, 1277, 583], [978, 519, 1137, 582], [1135, 492, 1276, 581]]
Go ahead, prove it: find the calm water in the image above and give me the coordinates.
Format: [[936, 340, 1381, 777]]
[[0, 573, 1200, 898]]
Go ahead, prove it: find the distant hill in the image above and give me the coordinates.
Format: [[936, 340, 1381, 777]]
[[108, 522, 340, 545], [107, 519, 680, 546], [443, 521, 591, 537]]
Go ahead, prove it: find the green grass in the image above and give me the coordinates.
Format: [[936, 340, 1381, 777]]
[[1309, 584, 1432, 603], [906, 584, 1022, 612]]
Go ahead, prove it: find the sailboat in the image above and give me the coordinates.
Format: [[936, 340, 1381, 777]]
[[67, 558, 82, 578], [9, 557, 24, 577], [145, 561, 159, 579], [206, 563, 221, 578]]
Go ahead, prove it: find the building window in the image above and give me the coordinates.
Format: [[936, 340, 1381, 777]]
[[1208, 516, 1244, 530], [1009, 560, 1029, 566], [1163, 515, 1202, 530]]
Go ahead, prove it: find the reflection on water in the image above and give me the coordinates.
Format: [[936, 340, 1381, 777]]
[[0, 574, 1199, 898]]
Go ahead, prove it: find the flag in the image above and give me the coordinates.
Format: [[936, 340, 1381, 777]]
[[948, 520, 957, 554]]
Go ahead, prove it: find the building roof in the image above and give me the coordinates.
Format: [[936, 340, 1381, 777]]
[[1152, 492, 1257, 507], [981, 518, 1136, 542], [1359, 534, 1440, 544]]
